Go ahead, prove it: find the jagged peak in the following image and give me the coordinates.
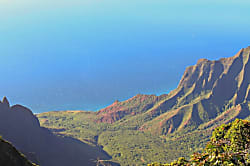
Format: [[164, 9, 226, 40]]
[[231, 46, 250, 59], [242, 46, 250, 57], [2, 96, 10, 107], [109, 100, 119, 107], [114, 100, 119, 104], [229, 48, 244, 62], [196, 47, 250, 67], [180, 47, 249, 85], [197, 58, 210, 64], [244, 46, 250, 51]]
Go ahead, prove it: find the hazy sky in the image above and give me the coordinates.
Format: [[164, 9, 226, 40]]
[[0, 0, 250, 113]]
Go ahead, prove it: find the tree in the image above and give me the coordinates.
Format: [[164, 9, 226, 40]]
[[148, 119, 250, 166]]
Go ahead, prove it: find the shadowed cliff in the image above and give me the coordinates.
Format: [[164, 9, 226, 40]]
[[0, 97, 111, 166], [0, 137, 36, 166]]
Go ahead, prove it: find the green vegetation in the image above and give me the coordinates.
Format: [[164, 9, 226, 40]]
[[148, 119, 250, 166], [39, 111, 173, 165], [37, 109, 239, 165], [98, 130, 168, 165], [38, 111, 110, 145]]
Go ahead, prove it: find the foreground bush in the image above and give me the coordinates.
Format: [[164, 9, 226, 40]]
[[148, 119, 250, 166]]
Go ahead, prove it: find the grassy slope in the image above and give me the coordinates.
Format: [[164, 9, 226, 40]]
[[38, 111, 109, 145], [39, 111, 182, 165]]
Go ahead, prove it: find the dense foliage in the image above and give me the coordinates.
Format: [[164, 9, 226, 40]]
[[148, 119, 250, 166]]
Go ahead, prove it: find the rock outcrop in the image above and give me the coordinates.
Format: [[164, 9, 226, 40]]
[[0, 97, 110, 166]]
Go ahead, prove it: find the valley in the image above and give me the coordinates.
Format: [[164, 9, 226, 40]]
[[1, 1, 249, 165]]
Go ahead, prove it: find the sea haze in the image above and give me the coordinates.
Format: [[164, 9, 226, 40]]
[[0, 0, 250, 113]]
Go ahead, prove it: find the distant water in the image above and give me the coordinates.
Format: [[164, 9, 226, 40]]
[[0, 0, 250, 113]]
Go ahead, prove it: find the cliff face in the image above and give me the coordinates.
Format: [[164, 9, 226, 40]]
[[0, 97, 110, 166], [96, 47, 250, 135], [177, 46, 250, 107]]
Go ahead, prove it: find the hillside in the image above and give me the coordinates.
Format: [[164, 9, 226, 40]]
[[0, 97, 111, 166], [0, 137, 36, 166], [36, 46, 250, 165], [148, 119, 250, 165]]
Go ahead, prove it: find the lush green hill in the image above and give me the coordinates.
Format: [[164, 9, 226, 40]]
[[0, 137, 36, 166], [36, 46, 250, 165]]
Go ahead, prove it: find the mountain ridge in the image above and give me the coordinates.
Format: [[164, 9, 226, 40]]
[[93, 46, 250, 135], [35, 46, 250, 165]]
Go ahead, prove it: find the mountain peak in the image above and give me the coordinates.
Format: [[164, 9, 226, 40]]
[[245, 46, 250, 50], [233, 46, 250, 59], [242, 46, 250, 56], [2, 96, 10, 108], [197, 58, 209, 64]]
